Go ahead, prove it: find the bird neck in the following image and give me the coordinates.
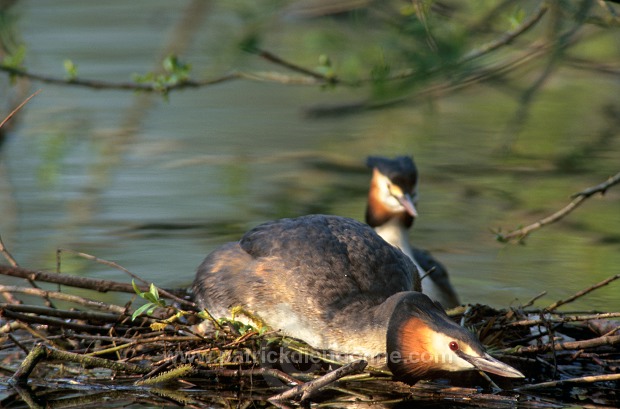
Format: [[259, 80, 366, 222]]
[[373, 218, 414, 257]]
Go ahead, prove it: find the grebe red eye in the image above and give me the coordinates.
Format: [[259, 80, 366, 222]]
[[449, 341, 459, 351]]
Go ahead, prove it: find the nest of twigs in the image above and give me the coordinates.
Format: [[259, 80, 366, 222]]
[[1, 260, 619, 409]]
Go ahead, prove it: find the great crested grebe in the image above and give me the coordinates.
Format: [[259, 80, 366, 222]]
[[366, 155, 460, 309], [192, 214, 523, 383]]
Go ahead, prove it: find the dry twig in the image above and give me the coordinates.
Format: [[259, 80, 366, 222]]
[[0, 264, 188, 305], [0, 285, 126, 313], [0, 89, 41, 130], [507, 312, 620, 327], [516, 372, 620, 391], [545, 273, 620, 311], [9, 343, 151, 384], [268, 359, 368, 402], [56, 249, 194, 308], [512, 334, 620, 354], [496, 171, 620, 243]]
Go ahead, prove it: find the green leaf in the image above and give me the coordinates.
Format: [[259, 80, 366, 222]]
[[2, 45, 26, 68], [131, 279, 141, 295], [131, 280, 168, 320], [162, 55, 190, 81], [508, 7, 526, 29], [147, 283, 159, 302], [131, 303, 154, 321], [239, 32, 260, 53], [63, 59, 78, 80]]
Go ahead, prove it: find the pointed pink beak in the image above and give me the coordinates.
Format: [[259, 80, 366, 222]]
[[397, 193, 418, 218]]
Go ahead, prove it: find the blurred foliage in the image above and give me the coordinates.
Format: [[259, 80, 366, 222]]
[[132, 55, 191, 95], [36, 131, 70, 186], [0, 1, 21, 57], [63, 59, 78, 80], [1, 0, 617, 110], [211, 0, 619, 108]]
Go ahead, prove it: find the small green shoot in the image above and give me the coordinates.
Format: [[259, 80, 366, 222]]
[[131, 280, 167, 321], [2, 45, 26, 69], [63, 59, 78, 80], [132, 54, 191, 94], [217, 318, 256, 336], [508, 7, 526, 29]]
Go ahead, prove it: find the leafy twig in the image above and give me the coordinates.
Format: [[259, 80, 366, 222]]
[[0, 5, 551, 97], [131, 280, 168, 321], [0, 63, 239, 92]]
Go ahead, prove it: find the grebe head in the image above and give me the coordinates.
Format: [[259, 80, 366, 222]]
[[366, 156, 418, 228], [386, 292, 524, 383]]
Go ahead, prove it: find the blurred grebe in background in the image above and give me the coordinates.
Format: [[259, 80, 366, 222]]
[[366, 155, 460, 308]]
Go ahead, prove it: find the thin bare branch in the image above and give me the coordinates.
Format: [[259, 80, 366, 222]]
[[56, 249, 193, 308], [0, 303, 123, 323], [0, 234, 19, 267], [572, 171, 620, 198], [0, 233, 51, 306], [511, 334, 620, 354], [565, 57, 620, 76], [0, 264, 190, 305], [545, 273, 620, 312], [462, 3, 549, 64], [0, 236, 21, 304], [506, 312, 620, 327], [520, 291, 547, 309], [496, 171, 620, 243], [0, 285, 126, 313], [268, 359, 367, 402], [0, 89, 41, 130], [515, 372, 620, 391], [57, 248, 146, 283], [255, 49, 340, 83]]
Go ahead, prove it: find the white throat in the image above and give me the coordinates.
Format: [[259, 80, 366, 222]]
[[373, 219, 444, 299], [374, 218, 415, 261]]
